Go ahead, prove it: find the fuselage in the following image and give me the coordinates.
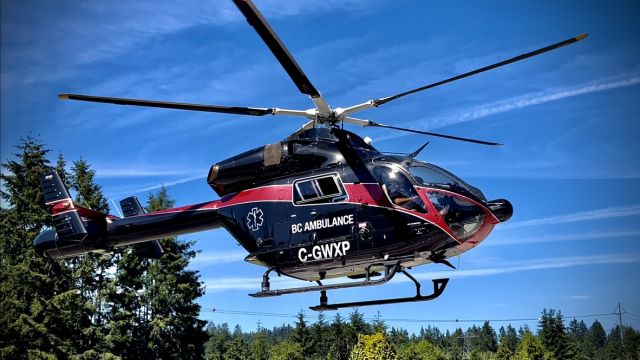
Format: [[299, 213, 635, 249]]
[[34, 128, 512, 282], [205, 127, 512, 281]]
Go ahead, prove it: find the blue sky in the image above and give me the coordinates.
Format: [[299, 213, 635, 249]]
[[2, 0, 639, 333]]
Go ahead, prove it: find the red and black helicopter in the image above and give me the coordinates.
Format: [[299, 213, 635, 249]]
[[34, 0, 586, 310]]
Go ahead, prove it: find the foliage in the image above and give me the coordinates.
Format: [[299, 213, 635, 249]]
[[269, 341, 303, 360], [1, 138, 206, 359], [397, 339, 445, 360], [514, 328, 551, 360], [538, 308, 576, 359], [290, 310, 313, 355], [349, 332, 396, 360]]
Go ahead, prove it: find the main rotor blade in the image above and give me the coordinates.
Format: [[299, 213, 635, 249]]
[[373, 34, 588, 107], [233, 0, 320, 98], [58, 94, 274, 116], [343, 117, 501, 146]]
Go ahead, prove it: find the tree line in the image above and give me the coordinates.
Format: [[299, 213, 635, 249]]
[[1, 137, 639, 359], [204, 308, 640, 359]]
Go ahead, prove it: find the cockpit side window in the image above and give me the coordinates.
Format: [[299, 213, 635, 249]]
[[373, 166, 426, 213]]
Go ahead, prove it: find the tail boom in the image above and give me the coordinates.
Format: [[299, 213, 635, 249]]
[[34, 172, 221, 259]]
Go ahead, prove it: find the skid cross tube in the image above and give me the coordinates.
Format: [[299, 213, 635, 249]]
[[249, 262, 400, 298], [309, 273, 449, 311]]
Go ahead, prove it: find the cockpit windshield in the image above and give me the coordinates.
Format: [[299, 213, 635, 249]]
[[408, 164, 486, 201]]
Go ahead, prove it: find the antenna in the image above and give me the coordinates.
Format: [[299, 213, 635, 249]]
[[110, 199, 124, 217]]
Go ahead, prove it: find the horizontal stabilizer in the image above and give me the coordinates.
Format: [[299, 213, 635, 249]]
[[40, 172, 71, 204], [133, 240, 164, 259], [120, 196, 145, 217]]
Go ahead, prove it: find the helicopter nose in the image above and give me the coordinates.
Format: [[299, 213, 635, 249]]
[[487, 199, 513, 222]]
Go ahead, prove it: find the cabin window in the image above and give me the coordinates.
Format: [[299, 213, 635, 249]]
[[293, 174, 346, 205]]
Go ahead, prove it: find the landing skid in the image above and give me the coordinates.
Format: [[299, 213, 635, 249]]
[[249, 263, 449, 311]]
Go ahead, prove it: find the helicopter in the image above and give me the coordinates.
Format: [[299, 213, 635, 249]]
[[34, 0, 586, 311]]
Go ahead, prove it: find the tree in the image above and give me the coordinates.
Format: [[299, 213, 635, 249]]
[[389, 327, 410, 348], [250, 325, 270, 360], [443, 328, 464, 359], [269, 341, 303, 360], [67, 158, 112, 355], [223, 325, 250, 360], [538, 308, 575, 359], [0, 138, 82, 358], [478, 321, 498, 353], [500, 325, 519, 354], [371, 311, 387, 334], [204, 323, 232, 360], [349, 332, 396, 360], [397, 339, 445, 360], [290, 310, 312, 355], [143, 187, 208, 359], [495, 339, 514, 360], [327, 314, 351, 360], [496, 325, 518, 360], [309, 312, 330, 359], [514, 329, 550, 360], [567, 318, 591, 359]]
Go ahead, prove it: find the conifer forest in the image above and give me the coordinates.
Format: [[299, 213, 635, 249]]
[[1, 137, 639, 359]]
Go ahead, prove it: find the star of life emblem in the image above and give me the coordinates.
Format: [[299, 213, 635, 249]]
[[247, 207, 264, 231]]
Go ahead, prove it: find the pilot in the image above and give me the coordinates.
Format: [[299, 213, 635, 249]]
[[428, 191, 452, 217], [388, 178, 424, 212]]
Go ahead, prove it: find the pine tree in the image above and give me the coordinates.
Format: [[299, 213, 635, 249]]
[[567, 318, 591, 359], [204, 323, 232, 360], [67, 158, 113, 356], [310, 312, 330, 359], [589, 320, 607, 359], [143, 186, 208, 359], [371, 311, 387, 334], [290, 310, 313, 356], [223, 325, 250, 360], [478, 321, 498, 353], [538, 308, 575, 359], [328, 313, 351, 360], [495, 339, 514, 360], [0, 138, 79, 358], [250, 325, 270, 360], [501, 325, 519, 354], [514, 329, 549, 360], [444, 328, 464, 359]]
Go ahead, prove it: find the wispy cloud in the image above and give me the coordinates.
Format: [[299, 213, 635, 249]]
[[203, 276, 302, 292], [94, 166, 200, 178], [201, 252, 640, 292], [412, 252, 640, 281], [487, 229, 640, 247], [105, 175, 206, 199], [191, 250, 248, 266], [499, 204, 640, 230], [567, 295, 591, 300], [377, 74, 640, 141], [1, 0, 375, 88]]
